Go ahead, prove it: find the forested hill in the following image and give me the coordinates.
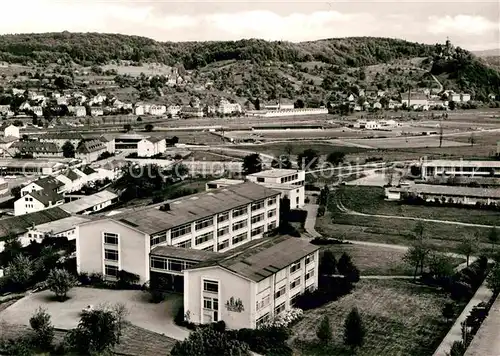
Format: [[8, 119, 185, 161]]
[[0, 32, 435, 68]]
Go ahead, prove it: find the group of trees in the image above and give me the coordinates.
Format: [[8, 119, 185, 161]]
[[2, 304, 128, 355]]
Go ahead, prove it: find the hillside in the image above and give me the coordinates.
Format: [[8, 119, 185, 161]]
[[0, 32, 434, 68], [0, 32, 498, 102]]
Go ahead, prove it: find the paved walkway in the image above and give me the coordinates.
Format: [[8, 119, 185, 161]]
[[464, 293, 500, 356], [303, 204, 321, 238], [432, 283, 493, 356]]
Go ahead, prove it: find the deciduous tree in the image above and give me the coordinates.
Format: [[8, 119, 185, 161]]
[[457, 235, 478, 266], [62, 141, 75, 158], [47, 268, 77, 301], [242, 153, 262, 175]]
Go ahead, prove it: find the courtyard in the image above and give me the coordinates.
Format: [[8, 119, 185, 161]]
[[0, 287, 189, 341]]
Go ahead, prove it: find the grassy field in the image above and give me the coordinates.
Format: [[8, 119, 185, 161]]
[[322, 243, 464, 276], [292, 279, 453, 356], [237, 142, 367, 157], [189, 150, 242, 161], [313, 185, 499, 253], [336, 185, 500, 226]]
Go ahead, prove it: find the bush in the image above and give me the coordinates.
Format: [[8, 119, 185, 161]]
[[29, 307, 54, 350], [449, 340, 465, 356], [116, 270, 140, 288], [230, 326, 290, 356], [317, 206, 325, 217], [316, 315, 332, 343], [171, 325, 251, 356]]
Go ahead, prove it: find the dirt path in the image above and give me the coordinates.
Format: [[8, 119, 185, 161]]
[[337, 201, 497, 229]]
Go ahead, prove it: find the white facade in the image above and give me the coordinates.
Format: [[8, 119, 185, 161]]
[[167, 105, 182, 116], [184, 242, 319, 329], [217, 99, 242, 115], [137, 138, 166, 157], [4, 124, 20, 138], [461, 94, 471, 102], [90, 108, 104, 116], [255, 108, 328, 117], [69, 106, 86, 117], [134, 105, 145, 116], [421, 160, 500, 180], [247, 169, 306, 208], [149, 105, 167, 116], [75, 184, 282, 283], [14, 192, 64, 216]]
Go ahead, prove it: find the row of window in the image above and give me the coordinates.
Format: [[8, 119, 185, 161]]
[[203, 297, 219, 310], [195, 231, 214, 246], [251, 200, 265, 211], [232, 232, 247, 245], [251, 226, 264, 237], [195, 217, 213, 231], [233, 219, 247, 231], [150, 257, 197, 272], [250, 213, 264, 225], [280, 173, 299, 184]]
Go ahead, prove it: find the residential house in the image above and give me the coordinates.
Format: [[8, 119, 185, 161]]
[[372, 102, 382, 110], [4, 124, 20, 138], [449, 93, 461, 102], [90, 108, 104, 117], [167, 105, 181, 116], [149, 105, 166, 116], [76, 139, 107, 163], [19, 101, 31, 111], [134, 105, 145, 116], [31, 106, 43, 117], [183, 235, 319, 329], [75, 182, 282, 284], [181, 106, 204, 118], [55, 169, 85, 193], [137, 136, 167, 157], [217, 99, 242, 115], [14, 190, 65, 216], [461, 93, 471, 102], [10, 141, 63, 158], [21, 176, 66, 197], [68, 106, 86, 117]]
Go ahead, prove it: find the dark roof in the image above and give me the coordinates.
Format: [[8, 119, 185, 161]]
[[11, 141, 62, 154], [99, 134, 115, 143], [80, 166, 97, 175], [190, 235, 319, 282], [150, 245, 219, 262], [40, 132, 85, 140], [63, 169, 80, 182], [115, 182, 280, 235], [77, 139, 106, 154], [144, 136, 165, 144], [0, 207, 70, 239], [32, 176, 64, 191], [0, 136, 18, 144], [29, 190, 64, 206]]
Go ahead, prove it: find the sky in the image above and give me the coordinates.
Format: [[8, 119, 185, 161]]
[[0, 0, 499, 51]]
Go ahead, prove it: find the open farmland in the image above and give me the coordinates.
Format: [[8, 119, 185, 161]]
[[335, 185, 500, 226], [343, 136, 470, 149], [292, 279, 452, 356]]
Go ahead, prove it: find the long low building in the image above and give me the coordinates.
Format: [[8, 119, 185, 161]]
[[75, 182, 281, 283], [61, 190, 119, 215], [386, 184, 500, 206], [421, 160, 500, 180]]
